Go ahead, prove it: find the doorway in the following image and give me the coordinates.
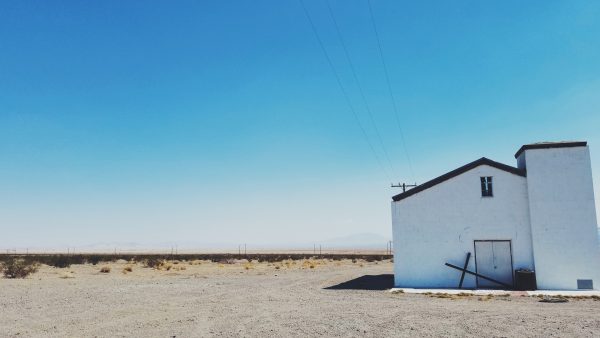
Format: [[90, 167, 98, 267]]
[[474, 240, 514, 288]]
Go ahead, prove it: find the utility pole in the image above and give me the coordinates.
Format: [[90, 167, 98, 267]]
[[391, 182, 418, 192]]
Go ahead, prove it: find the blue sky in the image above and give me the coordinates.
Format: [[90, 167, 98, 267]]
[[1, 1, 599, 249]]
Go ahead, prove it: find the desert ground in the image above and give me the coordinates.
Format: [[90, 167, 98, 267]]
[[1, 258, 599, 337]]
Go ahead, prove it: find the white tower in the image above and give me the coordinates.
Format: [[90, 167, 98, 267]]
[[516, 141, 600, 290]]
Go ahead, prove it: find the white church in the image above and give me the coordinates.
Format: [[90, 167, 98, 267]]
[[391, 141, 600, 290]]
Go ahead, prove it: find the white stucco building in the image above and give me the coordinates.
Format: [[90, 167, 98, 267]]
[[391, 141, 600, 290]]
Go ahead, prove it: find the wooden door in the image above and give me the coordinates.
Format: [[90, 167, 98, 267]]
[[474, 240, 514, 288]]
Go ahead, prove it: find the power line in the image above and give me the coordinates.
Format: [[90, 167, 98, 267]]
[[325, 0, 398, 178], [299, 0, 392, 180], [367, 0, 415, 181]]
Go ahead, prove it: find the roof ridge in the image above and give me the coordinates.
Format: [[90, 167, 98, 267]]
[[392, 158, 525, 202]]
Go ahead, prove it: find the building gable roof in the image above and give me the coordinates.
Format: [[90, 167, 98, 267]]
[[392, 157, 526, 202]]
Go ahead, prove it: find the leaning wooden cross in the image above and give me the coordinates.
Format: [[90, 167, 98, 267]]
[[445, 252, 513, 289]]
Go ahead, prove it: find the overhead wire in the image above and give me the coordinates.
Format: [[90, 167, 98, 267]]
[[299, 0, 392, 181], [325, 0, 398, 178], [366, 0, 415, 182]]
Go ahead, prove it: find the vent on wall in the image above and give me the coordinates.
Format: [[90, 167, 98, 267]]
[[577, 279, 594, 290]]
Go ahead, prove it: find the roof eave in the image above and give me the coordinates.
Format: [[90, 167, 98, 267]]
[[514, 141, 587, 159], [391, 157, 525, 202]]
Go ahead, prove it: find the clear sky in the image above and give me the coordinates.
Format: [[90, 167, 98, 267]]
[[1, 1, 599, 249]]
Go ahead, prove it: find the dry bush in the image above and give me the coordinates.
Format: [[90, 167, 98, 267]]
[[99, 266, 111, 273], [172, 260, 180, 265], [144, 258, 165, 269], [2, 258, 39, 278], [218, 258, 236, 265], [301, 260, 318, 269], [428, 292, 473, 300], [86, 255, 103, 266], [163, 263, 173, 271], [274, 265, 281, 270], [538, 295, 600, 301], [45, 255, 73, 268], [122, 266, 133, 273], [244, 262, 254, 270]]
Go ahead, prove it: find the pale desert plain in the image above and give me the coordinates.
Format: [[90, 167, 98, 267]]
[[1, 258, 600, 337]]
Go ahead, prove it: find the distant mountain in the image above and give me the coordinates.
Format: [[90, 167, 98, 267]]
[[9, 233, 394, 253]]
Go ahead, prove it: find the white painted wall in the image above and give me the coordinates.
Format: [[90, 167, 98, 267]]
[[392, 165, 534, 288], [518, 146, 600, 290]]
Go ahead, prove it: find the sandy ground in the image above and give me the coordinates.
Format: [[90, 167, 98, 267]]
[[1, 259, 599, 337]]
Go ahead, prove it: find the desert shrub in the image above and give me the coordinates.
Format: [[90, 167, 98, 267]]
[[173, 265, 186, 271], [301, 260, 317, 269], [144, 258, 165, 269], [46, 255, 72, 268], [2, 258, 39, 278], [122, 266, 133, 273], [99, 266, 111, 273], [86, 255, 103, 265], [218, 258, 236, 265]]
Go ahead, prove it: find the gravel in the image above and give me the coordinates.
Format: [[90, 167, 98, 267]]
[[1, 259, 599, 337]]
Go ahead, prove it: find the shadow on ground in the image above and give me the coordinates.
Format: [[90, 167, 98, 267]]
[[325, 274, 394, 291]]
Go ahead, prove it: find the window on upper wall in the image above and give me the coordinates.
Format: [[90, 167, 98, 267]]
[[481, 176, 493, 197]]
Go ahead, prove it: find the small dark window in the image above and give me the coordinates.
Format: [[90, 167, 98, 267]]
[[481, 176, 493, 197]]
